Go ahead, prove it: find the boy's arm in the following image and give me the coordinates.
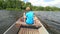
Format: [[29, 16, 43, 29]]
[[23, 12, 26, 22], [34, 13, 38, 24], [34, 13, 36, 23]]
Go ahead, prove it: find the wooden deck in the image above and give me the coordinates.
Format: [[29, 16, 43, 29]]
[[18, 28, 39, 34], [18, 16, 49, 34]]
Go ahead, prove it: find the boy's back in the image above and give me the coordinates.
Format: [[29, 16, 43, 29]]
[[25, 11, 34, 24]]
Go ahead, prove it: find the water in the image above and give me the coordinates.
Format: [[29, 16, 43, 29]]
[[34, 11, 60, 34], [0, 10, 23, 34], [0, 10, 60, 34]]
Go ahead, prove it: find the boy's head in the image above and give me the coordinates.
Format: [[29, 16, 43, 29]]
[[25, 7, 31, 11]]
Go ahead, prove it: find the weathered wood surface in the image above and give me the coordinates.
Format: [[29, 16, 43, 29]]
[[18, 28, 39, 34], [18, 16, 49, 34]]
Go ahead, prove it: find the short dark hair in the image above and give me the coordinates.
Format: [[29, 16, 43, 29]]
[[25, 6, 32, 11]]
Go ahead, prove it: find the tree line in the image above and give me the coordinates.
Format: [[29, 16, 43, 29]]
[[0, 0, 60, 11]]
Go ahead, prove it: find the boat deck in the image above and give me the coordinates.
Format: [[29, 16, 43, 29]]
[[3, 16, 49, 34], [18, 16, 49, 34], [18, 28, 39, 34]]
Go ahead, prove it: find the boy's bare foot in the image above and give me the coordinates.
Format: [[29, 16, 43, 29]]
[[15, 23, 21, 28]]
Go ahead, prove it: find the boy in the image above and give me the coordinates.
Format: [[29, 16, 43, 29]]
[[16, 7, 41, 28]]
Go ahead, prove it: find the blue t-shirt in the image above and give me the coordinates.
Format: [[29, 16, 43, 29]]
[[25, 11, 34, 25]]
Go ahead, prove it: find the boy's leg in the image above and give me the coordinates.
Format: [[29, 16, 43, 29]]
[[15, 18, 27, 27], [20, 19, 41, 27], [20, 22, 28, 26], [20, 17, 41, 27], [33, 19, 41, 28]]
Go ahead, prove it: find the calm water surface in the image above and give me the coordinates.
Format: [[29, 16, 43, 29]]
[[0, 10, 60, 34], [0, 10, 23, 34], [34, 11, 60, 34]]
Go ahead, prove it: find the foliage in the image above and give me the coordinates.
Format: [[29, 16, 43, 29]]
[[0, 0, 60, 11]]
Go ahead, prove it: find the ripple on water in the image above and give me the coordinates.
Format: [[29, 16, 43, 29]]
[[34, 11, 60, 34]]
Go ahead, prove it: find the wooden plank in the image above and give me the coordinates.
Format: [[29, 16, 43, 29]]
[[18, 28, 39, 34]]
